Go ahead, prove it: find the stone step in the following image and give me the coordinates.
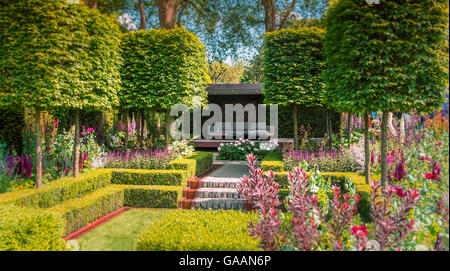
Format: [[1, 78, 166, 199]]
[[192, 198, 246, 210], [199, 178, 241, 189], [196, 187, 241, 199]]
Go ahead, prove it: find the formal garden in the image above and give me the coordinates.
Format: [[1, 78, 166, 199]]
[[0, 0, 449, 252]]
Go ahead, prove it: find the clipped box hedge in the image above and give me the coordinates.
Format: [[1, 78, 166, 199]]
[[260, 150, 284, 172], [168, 152, 213, 177], [48, 185, 184, 236], [123, 185, 183, 208], [111, 169, 190, 186], [135, 209, 262, 251], [0, 169, 112, 208], [48, 186, 125, 235], [0, 204, 66, 251]]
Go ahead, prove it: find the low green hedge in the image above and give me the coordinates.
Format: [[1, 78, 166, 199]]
[[123, 185, 183, 208], [48, 186, 125, 235], [0, 169, 112, 208], [0, 204, 66, 251], [260, 150, 284, 172], [111, 169, 190, 186], [168, 152, 213, 177], [48, 185, 183, 236], [135, 209, 262, 251]]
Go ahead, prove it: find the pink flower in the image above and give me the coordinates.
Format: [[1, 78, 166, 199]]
[[54, 120, 59, 126], [437, 142, 443, 146], [87, 127, 94, 133]]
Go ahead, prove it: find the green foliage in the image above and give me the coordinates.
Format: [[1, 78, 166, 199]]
[[135, 209, 262, 251], [120, 28, 209, 111], [123, 185, 183, 209], [261, 150, 284, 172], [323, 0, 449, 113], [0, 169, 112, 208], [111, 169, 189, 186], [0, 109, 24, 154], [277, 105, 341, 138], [168, 151, 213, 176], [263, 27, 326, 108], [0, 204, 66, 251], [0, 0, 122, 111], [48, 186, 124, 235], [272, 171, 372, 222]]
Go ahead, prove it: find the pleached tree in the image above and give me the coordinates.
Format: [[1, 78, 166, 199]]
[[323, 0, 449, 185]]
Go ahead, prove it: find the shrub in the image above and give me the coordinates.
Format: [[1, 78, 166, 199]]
[[283, 148, 362, 173], [272, 171, 372, 222], [111, 169, 189, 186], [48, 186, 125, 235], [0, 204, 66, 251], [123, 185, 183, 208], [217, 139, 278, 160], [135, 209, 262, 251], [168, 152, 213, 177], [261, 150, 284, 172], [101, 148, 175, 170], [0, 169, 112, 208]]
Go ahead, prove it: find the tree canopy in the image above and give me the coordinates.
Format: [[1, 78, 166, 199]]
[[119, 27, 209, 112], [323, 0, 449, 114]]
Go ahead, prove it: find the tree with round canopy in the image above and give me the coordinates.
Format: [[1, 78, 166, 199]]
[[323, 0, 449, 184], [263, 27, 327, 149]]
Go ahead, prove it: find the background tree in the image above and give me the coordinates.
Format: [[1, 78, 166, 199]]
[[208, 61, 245, 84], [324, 0, 449, 185], [264, 27, 326, 149], [120, 28, 209, 147], [70, 2, 122, 178], [0, 0, 117, 186]]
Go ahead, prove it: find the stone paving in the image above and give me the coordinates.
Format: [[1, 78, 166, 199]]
[[192, 160, 250, 210]]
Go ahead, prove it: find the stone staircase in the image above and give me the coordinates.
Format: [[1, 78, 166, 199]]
[[178, 161, 253, 211]]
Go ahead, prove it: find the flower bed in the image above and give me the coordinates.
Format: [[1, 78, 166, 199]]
[[216, 139, 278, 160], [283, 147, 362, 173]]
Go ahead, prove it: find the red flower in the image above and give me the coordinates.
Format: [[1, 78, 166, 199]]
[[393, 187, 406, 198], [355, 194, 360, 202], [351, 225, 358, 235], [437, 142, 443, 146], [344, 193, 350, 201]]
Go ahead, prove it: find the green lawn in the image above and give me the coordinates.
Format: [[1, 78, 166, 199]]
[[77, 209, 174, 251]]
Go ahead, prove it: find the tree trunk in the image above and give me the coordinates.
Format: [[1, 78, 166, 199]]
[[339, 113, 345, 143], [388, 112, 397, 136], [73, 109, 81, 178], [399, 113, 405, 146], [138, 0, 146, 30], [293, 104, 299, 150], [84, 0, 97, 9], [124, 108, 129, 150], [35, 108, 43, 189], [165, 110, 170, 147], [156, 0, 180, 29], [364, 113, 371, 184], [347, 112, 353, 144], [380, 111, 389, 186], [279, 0, 296, 30]]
